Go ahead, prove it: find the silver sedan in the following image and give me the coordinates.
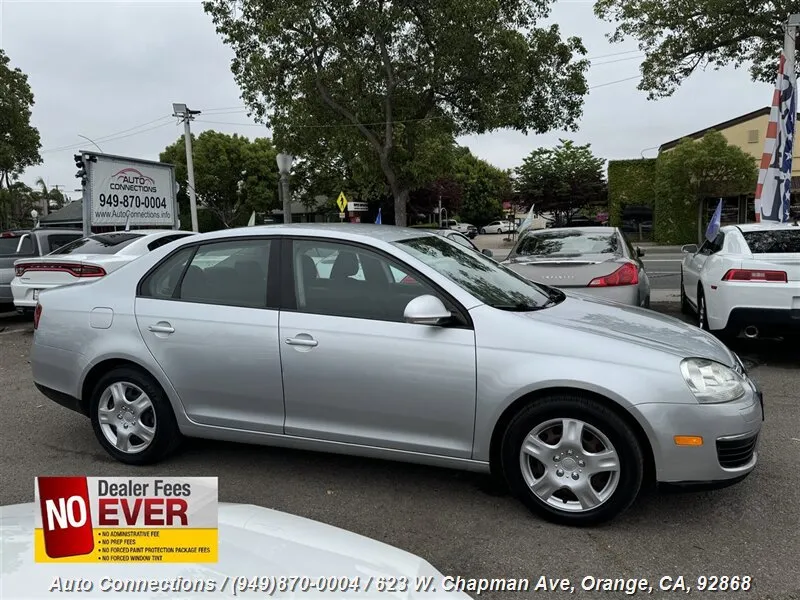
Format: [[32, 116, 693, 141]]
[[503, 226, 651, 307], [30, 224, 762, 525]]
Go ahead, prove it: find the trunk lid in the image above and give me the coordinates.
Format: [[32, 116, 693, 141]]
[[13, 254, 127, 285], [504, 254, 631, 288], [741, 254, 800, 281]]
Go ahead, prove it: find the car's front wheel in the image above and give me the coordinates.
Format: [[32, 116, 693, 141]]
[[501, 394, 644, 526], [680, 271, 692, 315], [697, 286, 710, 331], [89, 366, 182, 465], [480, 228, 487, 235]]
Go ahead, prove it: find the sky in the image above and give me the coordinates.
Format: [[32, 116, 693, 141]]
[[0, 0, 777, 203]]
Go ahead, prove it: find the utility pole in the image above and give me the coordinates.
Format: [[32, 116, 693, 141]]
[[276, 154, 294, 224], [172, 103, 201, 232], [438, 189, 443, 228]]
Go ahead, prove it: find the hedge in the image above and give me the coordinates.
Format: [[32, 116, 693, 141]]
[[606, 159, 657, 227]]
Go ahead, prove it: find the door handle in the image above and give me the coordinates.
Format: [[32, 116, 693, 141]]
[[148, 324, 175, 334], [285, 337, 318, 347]]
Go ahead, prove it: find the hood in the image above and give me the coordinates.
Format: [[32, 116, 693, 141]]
[[503, 254, 629, 288], [527, 291, 735, 365], [1, 503, 469, 599]]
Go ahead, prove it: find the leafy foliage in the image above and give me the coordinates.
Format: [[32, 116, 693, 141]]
[[594, 0, 794, 98], [160, 131, 280, 230], [203, 0, 589, 225], [0, 50, 42, 229], [653, 131, 757, 243], [606, 159, 656, 226], [515, 139, 606, 222]]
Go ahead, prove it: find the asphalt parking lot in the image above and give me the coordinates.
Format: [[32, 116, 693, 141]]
[[1, 304, 798, 600]]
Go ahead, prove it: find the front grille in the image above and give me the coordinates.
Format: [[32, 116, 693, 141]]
[[716, 434, 759, 468]]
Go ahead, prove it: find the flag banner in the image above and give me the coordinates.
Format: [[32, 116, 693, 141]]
[[705, 199, 723, 242], [517, 204, 536, 235], [755, 47, 796, 222], [34, 476, 218, 563], [375, 207, 382, 224]]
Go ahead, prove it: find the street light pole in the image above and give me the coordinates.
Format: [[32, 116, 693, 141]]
[[276, 153, 294, 224], [173, 103, 201, 232]]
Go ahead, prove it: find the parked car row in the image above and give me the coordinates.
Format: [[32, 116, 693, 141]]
[[28, 222, 761, 527]]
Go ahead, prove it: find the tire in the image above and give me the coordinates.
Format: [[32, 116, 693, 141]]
[[697, 286, 709, 331], [680, 271, 692, 315], [642, 295, 651, 309], [89, 366, 182, 465], [500, 394, 644, 526], [480, 228, 487, 235]]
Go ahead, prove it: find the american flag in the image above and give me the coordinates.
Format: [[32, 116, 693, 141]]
[[755, 51, 796, 223]]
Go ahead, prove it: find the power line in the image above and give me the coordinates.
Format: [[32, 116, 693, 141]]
[[41, 121, 176, 155], [41, 115, 173, 153]]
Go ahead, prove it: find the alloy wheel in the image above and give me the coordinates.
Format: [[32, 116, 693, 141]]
[[97, 381, 157, 454], [518, 418, 620, 513]]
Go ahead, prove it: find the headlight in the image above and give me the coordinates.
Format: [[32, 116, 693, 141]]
[[680, 358, 746, 403]]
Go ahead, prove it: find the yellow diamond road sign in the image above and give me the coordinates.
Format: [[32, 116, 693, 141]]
[[336, 192, 348, 213]]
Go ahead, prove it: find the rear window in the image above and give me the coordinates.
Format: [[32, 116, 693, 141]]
[[513, 230, 619, 257], [742, 229, 800, 254], [49, 232, 144, 255], [0, 235, 22, 255]]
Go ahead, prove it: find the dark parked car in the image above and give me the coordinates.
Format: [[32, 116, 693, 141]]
[[0, 228, 83, 309]]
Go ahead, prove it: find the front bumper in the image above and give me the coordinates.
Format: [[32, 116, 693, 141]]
[[636, 383, 763, 484]]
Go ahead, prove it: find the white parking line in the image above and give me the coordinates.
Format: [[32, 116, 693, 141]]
[[0, 327, 32, 336]]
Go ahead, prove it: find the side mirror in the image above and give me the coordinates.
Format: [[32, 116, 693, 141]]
[[403, 295, 452, 326], [636, 247, 645, 257], [681, 244, 698, 254], [481, 248, 494, 258]]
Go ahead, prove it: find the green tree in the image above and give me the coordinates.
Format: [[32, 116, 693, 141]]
[[160, 131, 280, 230], [0, 50, 42, 229], [594, 0, 794, 98], [32, 177, 67, 215], [452, 148, 512, 226], [203, 0, 589, 226], [654, 131, 758, 244], [515, 139, 606, 223], [0, 181, 37, 229]]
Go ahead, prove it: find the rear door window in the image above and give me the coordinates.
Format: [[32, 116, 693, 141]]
[[742, 230, 800, 253]]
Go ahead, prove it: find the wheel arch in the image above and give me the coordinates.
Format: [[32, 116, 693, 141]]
[[488, 386, 656, 486], [80, 357, 170, 415]]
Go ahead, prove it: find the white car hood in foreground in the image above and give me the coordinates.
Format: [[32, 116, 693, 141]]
[[1, 503, 470, 599]]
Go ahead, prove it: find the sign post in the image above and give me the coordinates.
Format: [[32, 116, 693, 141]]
[[336, 192, 348, 222], [81, 152, 179, 232]]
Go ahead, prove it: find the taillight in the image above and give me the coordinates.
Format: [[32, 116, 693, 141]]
[[33, 304, 42, 330], [588, 262, 639, 287], [722, 269, 787, 282], [14, 263, 106, 278]]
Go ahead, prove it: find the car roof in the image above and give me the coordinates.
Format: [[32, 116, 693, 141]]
[[186, 223, 434, 244], [525, 226, 617, 234], [727, 222, 800, 233]]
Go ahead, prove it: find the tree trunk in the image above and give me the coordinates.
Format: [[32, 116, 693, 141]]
[[394, 188, 408, 227]]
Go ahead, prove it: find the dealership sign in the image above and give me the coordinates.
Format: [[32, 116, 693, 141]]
[[34, 476, 218, 563], [84, 152, 179, 228]]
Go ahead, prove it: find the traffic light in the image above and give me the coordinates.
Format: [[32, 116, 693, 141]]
[[74, 154, 87, 185]]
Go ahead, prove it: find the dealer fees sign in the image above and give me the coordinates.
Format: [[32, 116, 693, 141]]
[[34, 476, 218, 563], [86, 153, 177, 227]]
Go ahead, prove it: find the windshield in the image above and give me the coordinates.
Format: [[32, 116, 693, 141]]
[[511, 230, 620, 258], [49, 232, 144, 255], [394, 235, 552, 309], [743, 229, 800, 253]]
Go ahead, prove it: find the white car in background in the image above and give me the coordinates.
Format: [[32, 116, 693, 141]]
[[11, 230, 194, 312], [680, 222, 800, 339], [1, 502, 471, 599], [479, 220, 514, 235]]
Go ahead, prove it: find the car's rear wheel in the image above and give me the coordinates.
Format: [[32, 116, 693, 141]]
[[89, 366, 182, 465], [500, 394, 644, 526]]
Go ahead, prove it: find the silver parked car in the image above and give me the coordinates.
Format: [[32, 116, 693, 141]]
[[30, 224, 762, 525], [503, 226, 651, 307]]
